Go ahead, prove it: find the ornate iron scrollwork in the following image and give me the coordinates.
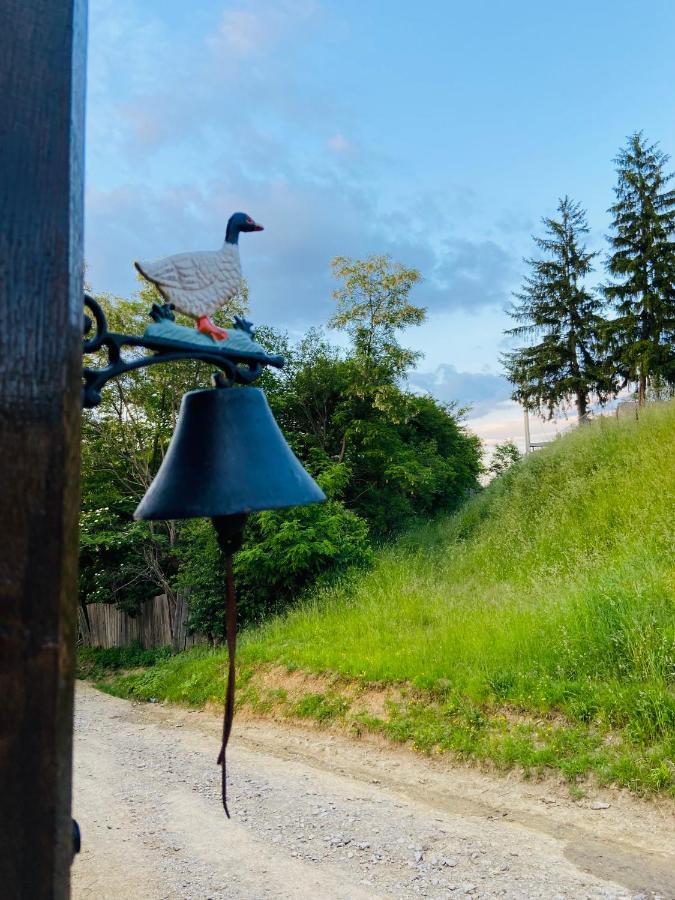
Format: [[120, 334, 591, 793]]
[[82, 293, 284, 408]]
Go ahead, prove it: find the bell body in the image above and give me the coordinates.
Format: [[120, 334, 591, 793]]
[[135, 387, 326, 520]]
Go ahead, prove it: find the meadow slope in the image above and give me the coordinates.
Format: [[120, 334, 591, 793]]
[[104, 402, 675, 795]]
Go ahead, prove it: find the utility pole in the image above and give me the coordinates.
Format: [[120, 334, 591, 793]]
[[523, 405, 531, 454], [0, 1, 87, 896]]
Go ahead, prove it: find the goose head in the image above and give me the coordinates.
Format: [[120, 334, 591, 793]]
[[225, 212, 264, 244]]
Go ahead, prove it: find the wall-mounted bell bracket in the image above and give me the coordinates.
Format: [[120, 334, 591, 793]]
[[82, 293, 284, 408]]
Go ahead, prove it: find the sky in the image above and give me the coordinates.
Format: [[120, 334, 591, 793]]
[[85, 0, 675, 450]]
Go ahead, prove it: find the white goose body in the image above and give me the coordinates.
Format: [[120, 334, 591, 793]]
[[134, 212, 263, 341], [135, 241, 242, 319]]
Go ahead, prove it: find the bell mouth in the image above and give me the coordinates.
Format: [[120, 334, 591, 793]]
[[134, 386, 325, 521]]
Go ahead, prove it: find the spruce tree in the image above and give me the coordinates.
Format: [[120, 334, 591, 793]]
[[503, 197, 610, 422], [605, 132, 675, 405]]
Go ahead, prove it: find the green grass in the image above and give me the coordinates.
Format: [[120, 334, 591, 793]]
[[77, 642, 173, 680], [103, 402, 675, 795]]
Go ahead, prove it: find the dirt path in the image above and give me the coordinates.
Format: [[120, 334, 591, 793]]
[[72, 683, 674, 899]]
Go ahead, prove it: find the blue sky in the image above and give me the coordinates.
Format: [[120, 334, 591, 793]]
[[85, 0, 675, 447]]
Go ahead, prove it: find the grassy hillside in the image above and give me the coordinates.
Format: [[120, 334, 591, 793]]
[[104, 402, 675, 795]]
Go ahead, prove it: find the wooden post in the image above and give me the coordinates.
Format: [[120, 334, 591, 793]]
[[0, 1, 87, 896]]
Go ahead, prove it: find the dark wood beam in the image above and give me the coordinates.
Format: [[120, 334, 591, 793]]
[[0, 1, 87, 896]]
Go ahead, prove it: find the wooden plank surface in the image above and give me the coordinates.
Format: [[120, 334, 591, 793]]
[[80, 594, 205, 650], [0, 1, 87, 895]]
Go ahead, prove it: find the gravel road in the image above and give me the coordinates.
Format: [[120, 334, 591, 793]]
[[72, 683, 674, 900]]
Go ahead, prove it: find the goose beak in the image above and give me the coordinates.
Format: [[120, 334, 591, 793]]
[[253, 222, 264, 231]]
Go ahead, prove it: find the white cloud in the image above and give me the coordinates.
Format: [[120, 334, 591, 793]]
[[431, 238, 517, 311], [410, 365, 511, 418], [212, 9, 267, 58], [209, 0, 320, 61], [84, 0, 524, 425], [327, 133, 353, 154]]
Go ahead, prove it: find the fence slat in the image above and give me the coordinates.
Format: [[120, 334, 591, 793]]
[[80, 593, 205, 650]]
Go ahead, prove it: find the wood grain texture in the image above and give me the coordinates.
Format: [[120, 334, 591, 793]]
[[78, 594, 206, 651], [0, 1, 87, 896]]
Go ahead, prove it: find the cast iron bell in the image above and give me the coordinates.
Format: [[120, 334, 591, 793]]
[[134, 386, 325, 521], [134, 384, 324, 818]]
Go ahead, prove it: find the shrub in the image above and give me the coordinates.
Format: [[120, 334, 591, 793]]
[[175, 464, 373, 639]]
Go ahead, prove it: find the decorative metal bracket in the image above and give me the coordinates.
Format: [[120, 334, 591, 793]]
[[82, 293, 284, 408]]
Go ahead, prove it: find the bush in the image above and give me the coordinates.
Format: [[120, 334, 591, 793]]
[[77, 642, 172, 680], [175, 464, 373, 639]]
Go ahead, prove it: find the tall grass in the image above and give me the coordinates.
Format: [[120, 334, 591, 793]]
[[241, 403, 673, 702], [105, 403, 675, 793]]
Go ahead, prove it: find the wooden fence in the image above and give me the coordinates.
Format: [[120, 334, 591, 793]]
[[78, 593, 206, 651]]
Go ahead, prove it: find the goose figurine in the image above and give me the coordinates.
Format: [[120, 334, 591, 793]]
[[134, 212, 263, 341]]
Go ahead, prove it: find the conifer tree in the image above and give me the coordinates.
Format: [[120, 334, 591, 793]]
[[605, 132, 675, 405], [503, 197, 610, 422]]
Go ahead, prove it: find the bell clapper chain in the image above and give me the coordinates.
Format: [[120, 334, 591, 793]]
[[212, 514, 248, 817]]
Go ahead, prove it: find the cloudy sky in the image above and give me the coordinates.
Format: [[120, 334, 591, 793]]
[[85, 0, 675, 449]]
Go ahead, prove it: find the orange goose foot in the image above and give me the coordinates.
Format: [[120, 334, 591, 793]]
[[196, 316, 229, 341]]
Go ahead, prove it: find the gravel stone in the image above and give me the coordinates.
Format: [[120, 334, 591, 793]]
[[72, 684, 670, 900]]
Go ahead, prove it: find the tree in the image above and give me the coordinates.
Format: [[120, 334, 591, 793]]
[[330, 254, 426, 378], [503, 197, 611, 422], [488, 441, 521, 478], [605, 132, 675, 405], [260, 327, 481, 536], [80, 261, 482, 636], [289, 256, 482, 534]]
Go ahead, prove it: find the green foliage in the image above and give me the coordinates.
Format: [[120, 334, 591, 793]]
[[106, 402, 675, 794], [175, 463, 373, 640], [488, 440, 521, 478], [234, 496, 372, 616], [291, 692, 350, 722], [504, 197, 613, 421], [80, 287, 228, 614], [330, 254, 426, 376], [80, 259, 481, 637], [265, 278, 481, 535], [79, 507, 165, 615], [604, 132, 675, 403], [503, 132, 675, 418], [338, 391, 481, 533], [77, 642, 172, 680]]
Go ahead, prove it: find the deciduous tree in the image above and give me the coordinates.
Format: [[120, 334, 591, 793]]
[[80, 260, 482, 637], [330, 254, 426, 378], [488, 441, 521, 478]]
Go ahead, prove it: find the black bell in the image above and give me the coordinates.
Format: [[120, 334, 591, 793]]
[[134, 386, 325, 521]]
